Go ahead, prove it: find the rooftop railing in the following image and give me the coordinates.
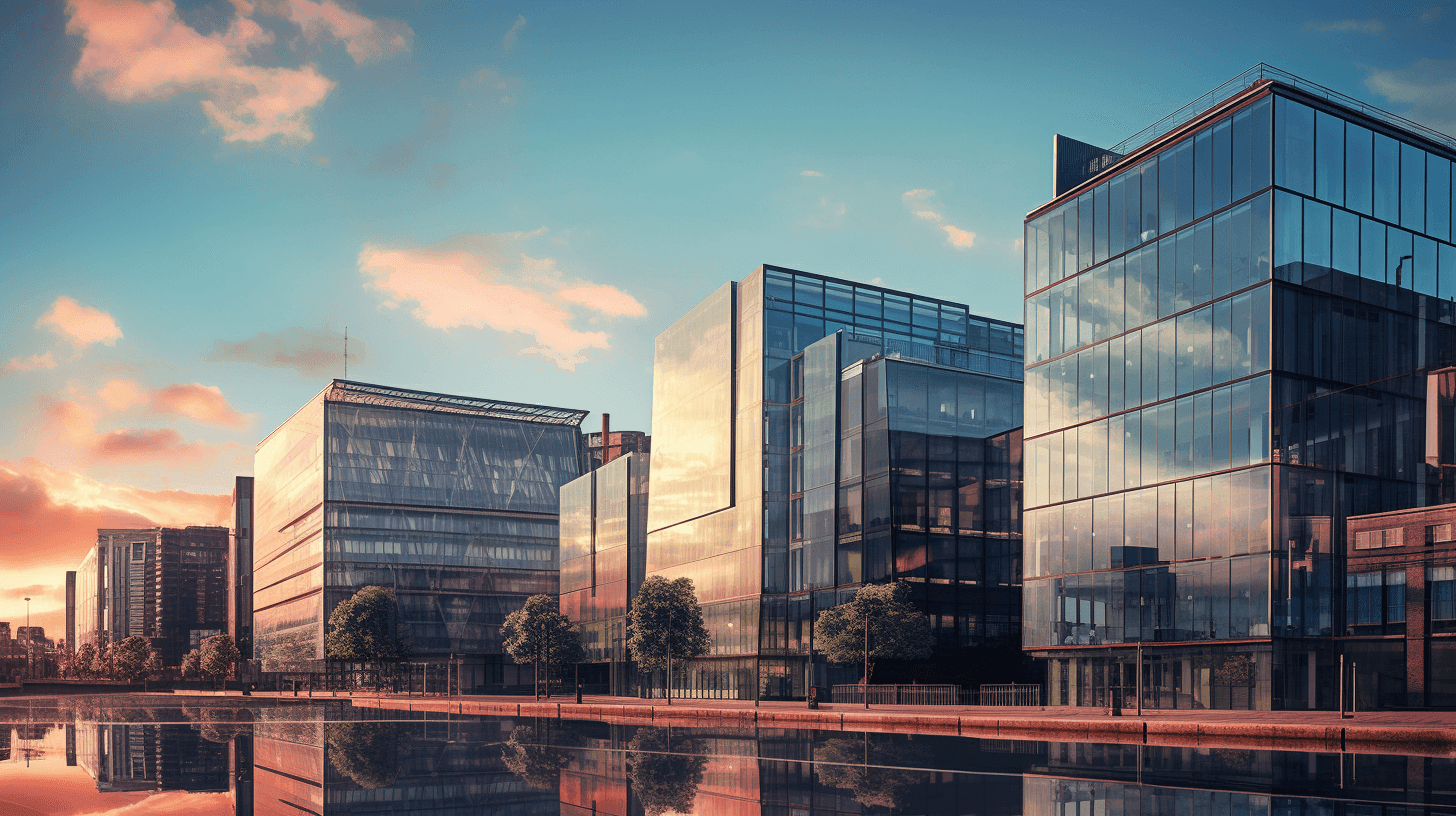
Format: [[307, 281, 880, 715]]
[[1105, 63, 1456, 164]]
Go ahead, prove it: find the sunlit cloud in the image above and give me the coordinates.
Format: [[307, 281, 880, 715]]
[[358, 230, 647, 370], [1305, 18, 1386, 35], [503, 14, 526, 49], [1365, 58, 1456, 135], [274, 0, 411, 64], [900, 189, 976, 250], [800, 169, 823, 177], [36, 295, 122, 352], [3, 352, 57, 374], [207, 325, 358, 377], [34, 392, 239, 467], [94, 379, 251, 428]]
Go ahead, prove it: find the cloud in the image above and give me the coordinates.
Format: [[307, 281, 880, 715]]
[[94, 379, 250, 427], [557, 283, 650, 318], [462, 65, 521, 104], [800, 170, 823, 177], [0, 458, 228, 573], [941, 224, 976, 248], [92, 428, 216, 463], [1306, 18, 1386, 35], [36, 295, 122, 351], [207, 325, 359, 376], [358, 230, 647, 370], [503, 14, 526, 49], [900, 189, 976, 250], [66, 0, 337, 143], [1365, 58, 1456, 135], [274, 0, 410, 64], [151, 383, 250, 428], [3, 352, 57, 374]]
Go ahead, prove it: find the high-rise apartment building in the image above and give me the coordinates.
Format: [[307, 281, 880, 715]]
[[560, 450, 649, 694], [646, 265, 1023, 699], [229, 476, 254, 660], [74, 527, 229, 666], [1021, 65, 1456, 710], [250, 380, 586, 688]]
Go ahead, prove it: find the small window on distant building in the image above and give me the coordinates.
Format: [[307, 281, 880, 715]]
[[1427, 524, 1453, 546], [1354, 528, 1403, 549]]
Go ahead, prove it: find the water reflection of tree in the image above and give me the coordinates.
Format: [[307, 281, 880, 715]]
[[325, 720, 410, 789], [814, 735, 932, 812], [501, 725, 573, 791], [627, 726, 708, 816], [199, 707, 253, 744]]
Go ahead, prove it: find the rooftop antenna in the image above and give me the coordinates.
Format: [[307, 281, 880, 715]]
[[344, 326, 348, 380]]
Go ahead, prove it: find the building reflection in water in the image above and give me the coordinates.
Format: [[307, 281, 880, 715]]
[[21, 702, 1456, 816]]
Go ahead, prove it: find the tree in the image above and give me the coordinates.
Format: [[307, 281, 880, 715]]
[[110, 636, 161, 683], [501, 725, 572, 790], [200, 634, 243, 686], [813, 581, 933, 688], [627, 576, 710, 701], [325, 720, 409, 789], [626, 726, 708, 815], [326, 586, 408, 663], [181, 649, 203, 679], [502, 594, 584, 699], [73, 643, 98, 680], [814, 735, 932, 811]]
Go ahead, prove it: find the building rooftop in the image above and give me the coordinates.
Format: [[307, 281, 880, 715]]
[[1052, 63, 1456, 206], [325, 379, 590, 426]]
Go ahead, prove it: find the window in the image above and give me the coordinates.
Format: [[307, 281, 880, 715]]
[[1428, 524, 1454, 546], [1354, 528, 1403, 549], [1430, 567, 1456, 620]]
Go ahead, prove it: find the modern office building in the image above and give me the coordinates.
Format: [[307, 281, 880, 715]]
[[250, 380, 586, 688], [646, 265, 1023, 699], [560, 449, 650, 694], [1021, 65, 1456, 709], [229, 476, 254, 660], [73, 527, 229, 666]]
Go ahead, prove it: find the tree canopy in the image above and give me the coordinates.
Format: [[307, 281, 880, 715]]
[[627, 726, 708, 815], [501, 594, 584, 675], [813, 581, 933, 683], [626, 576, 710, 672], [181, 648, 203, 679], [326, 586, 408, 663], [110, 636, 161, 683], [200, 634, 243, 680]]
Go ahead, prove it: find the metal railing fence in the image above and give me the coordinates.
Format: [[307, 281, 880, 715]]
[[830, 684, 960, 705], [977, 684, 1041, 707]]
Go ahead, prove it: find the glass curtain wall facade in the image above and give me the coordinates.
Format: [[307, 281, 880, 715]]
[[1023, 70, 1456, 710], [560, 451, 649, 694], [252, 380, 587, 687], [647, 265, 1023, 699]]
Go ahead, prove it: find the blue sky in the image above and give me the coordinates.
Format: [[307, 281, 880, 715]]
[[0, 0, 1453, 632]]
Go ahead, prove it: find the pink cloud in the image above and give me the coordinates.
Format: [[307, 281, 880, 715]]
[[151, 382, 250, 428], [901, 189, 976, 251], [941, 224, 976, 248], [66, 0, 335, 143], [3, 352, 57, 374], [36, 295, 122, 350], [276, 0, 411, 64], [358, 231, 646, 370], [98, 378, 147, 411], [556, 283, 648, 318], [92, 428, 215, 463]]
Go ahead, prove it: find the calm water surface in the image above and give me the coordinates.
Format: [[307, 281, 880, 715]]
[[1, 696, 1454, 815]]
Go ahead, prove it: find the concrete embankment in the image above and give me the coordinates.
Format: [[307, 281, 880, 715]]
[[339, 695, 1456, 757]]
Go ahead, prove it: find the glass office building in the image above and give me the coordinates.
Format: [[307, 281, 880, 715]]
[[647, 265, 1023, 699], [251, 380, 586, 688], [560, 450, 649, 694], [230, 476, 254, 661], [1022, 65, 1456, 709]]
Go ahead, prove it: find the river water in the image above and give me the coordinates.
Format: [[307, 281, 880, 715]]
[[1, 697, 1453, 815]]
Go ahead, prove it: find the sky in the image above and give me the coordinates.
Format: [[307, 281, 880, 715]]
[[1, 0, 1454, 639]]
